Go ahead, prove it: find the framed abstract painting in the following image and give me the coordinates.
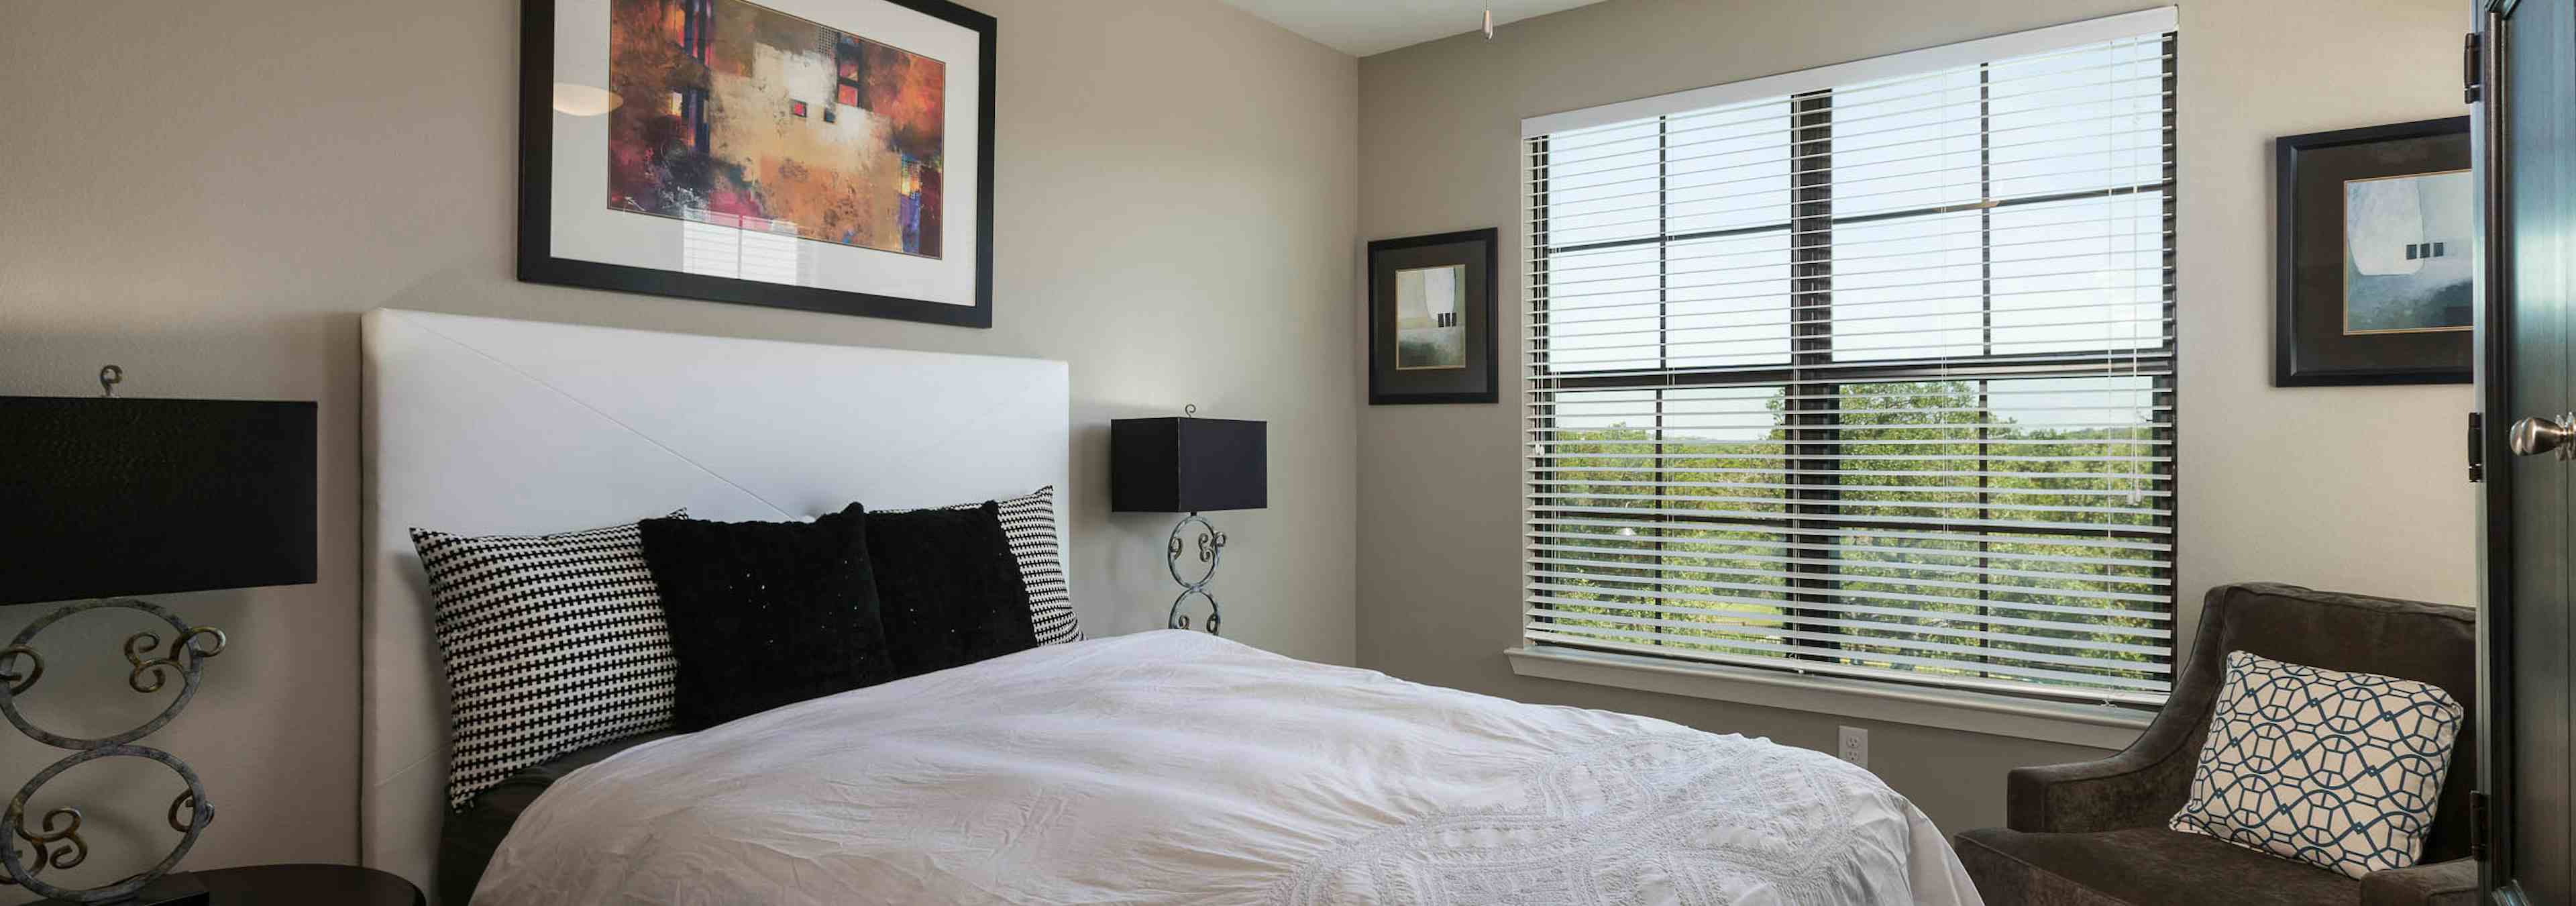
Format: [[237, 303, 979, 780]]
[[519, 0, 997, 327], [2273, 117, 2472, 385], [1367, 228, 1499, 405]]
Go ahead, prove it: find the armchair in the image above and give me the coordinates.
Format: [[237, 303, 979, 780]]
[[1953, 583, 2479, 906]]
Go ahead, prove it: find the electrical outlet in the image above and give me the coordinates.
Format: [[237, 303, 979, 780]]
[[1837, 725, 1869, 769]]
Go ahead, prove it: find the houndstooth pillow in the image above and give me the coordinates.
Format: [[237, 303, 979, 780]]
[[2169, 650, 2464, 878], [411, 511, 684, 809], [895, 487, 1081, 645]]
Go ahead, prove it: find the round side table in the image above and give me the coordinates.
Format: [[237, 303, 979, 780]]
[[34, 864, 423, 906]]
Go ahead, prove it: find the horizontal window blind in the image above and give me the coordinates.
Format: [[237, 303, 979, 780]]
[[1522, 12, 2178, 707]]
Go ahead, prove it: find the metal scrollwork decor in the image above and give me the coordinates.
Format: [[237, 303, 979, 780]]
[[1165, 513, 1226, 635], [0, 599, 222, 903], [10, 804, 83, 879]]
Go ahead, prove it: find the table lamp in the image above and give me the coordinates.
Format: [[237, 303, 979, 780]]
[[0, 370, 316, 905], [1110, 407, 1265, 636]]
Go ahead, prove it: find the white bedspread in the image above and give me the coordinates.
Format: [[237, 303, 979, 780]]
[[476, 631, 1983, 905]]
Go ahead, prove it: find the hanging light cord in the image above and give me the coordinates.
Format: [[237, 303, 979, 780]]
[[1483, 2, 1495, 39]]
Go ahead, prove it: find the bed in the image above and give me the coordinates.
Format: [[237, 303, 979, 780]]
[[360, 309, 1981, 905]]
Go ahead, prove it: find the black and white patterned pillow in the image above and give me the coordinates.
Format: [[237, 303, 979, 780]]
[[905, 487, 1081, 645], [2169, 650, 2464, 878], [411, 512, 684, 810], [993, 487, 1081, 645]]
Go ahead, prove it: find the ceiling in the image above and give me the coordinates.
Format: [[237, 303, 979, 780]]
[[1215, 0, 1609, 57]]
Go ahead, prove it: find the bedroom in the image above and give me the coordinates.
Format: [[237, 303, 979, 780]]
[[0, 0, 2555, 903]]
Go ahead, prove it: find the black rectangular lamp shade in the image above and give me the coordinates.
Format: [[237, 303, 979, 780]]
[[0, 396, 318, 606], [1110, 417, 1267, 513]]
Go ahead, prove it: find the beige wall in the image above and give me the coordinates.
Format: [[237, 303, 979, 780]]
[[1356, 0, 2477, 834], [0, 0, 1354, 890]]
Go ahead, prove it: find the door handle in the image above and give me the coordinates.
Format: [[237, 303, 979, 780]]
[[2509, 413, 2576, 458]]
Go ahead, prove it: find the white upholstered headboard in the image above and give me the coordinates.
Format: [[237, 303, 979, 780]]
[[359, 309, 1071, 895]]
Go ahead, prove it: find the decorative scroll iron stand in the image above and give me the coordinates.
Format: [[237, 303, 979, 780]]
[[0, 366, 226, 903], [1163, 408, 1228, 636], [1165, 513, 1226, 636]]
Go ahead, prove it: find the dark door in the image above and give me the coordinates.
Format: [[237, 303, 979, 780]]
[[2479, 0, 2576, 900]]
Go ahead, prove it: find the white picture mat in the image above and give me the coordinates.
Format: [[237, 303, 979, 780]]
[[547, 0, 983, 307]]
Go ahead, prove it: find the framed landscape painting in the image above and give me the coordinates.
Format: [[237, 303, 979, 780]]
[[519, 0, 997, 327], [2274, 117, 2472, 385], [1368, 229, 1499, 405]]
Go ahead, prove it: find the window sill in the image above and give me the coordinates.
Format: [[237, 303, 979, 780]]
[[1503, 644, 2155, 750]]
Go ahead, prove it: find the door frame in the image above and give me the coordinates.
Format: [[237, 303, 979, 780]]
[[2475, 0, 2528, 901]]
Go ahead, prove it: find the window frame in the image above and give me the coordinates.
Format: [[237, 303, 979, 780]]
[[1522, 33, 2180, 708]]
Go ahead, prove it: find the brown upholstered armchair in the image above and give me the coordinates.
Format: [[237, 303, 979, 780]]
[[1953, 583, 2479, 906]]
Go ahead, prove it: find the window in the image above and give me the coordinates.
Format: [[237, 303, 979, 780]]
[[683, 211, 803, 286], [1521, 11, 2177, 707]]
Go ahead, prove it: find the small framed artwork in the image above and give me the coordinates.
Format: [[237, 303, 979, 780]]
[[519, 0, 997, 328], [2274, 117, 2473, 385], [1368, 228, 1499, 405]]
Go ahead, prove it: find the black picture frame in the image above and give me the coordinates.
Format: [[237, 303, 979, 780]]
[[2274, 117, 2473, 386], [1367, 228, 1500, 405], [517, 0, 998, 328]]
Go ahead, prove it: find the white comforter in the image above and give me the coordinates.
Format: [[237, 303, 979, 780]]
[[477, 631, 1982, 906]]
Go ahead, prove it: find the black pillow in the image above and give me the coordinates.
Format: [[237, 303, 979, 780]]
[[889, 487, 1082, 646], [638, 503, 896, 730], [864, 501, 1040, 678]]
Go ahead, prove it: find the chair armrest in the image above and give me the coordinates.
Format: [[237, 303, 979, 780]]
[[2006, 746, 2194, 833], [2359, 857, 2479, 906], [2008, 593, 2230, 834]]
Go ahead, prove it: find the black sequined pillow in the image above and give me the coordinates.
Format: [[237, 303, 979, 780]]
[[893, 487, 1081, 646], [864, 501, 1040, 678], [638, 503, 895, 730]]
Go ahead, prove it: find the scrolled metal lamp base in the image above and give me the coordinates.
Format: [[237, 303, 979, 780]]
[[0, 599, 221, 905], [1165, 513, 1226, 635]]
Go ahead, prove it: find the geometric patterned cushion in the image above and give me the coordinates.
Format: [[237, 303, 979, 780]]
[[2168, 650, 2464, 878], [992, 487, 1081, 646], [410, 511, 684, 810]]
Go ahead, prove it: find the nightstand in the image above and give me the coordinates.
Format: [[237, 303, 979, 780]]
[[33, 864, 423, 906]]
